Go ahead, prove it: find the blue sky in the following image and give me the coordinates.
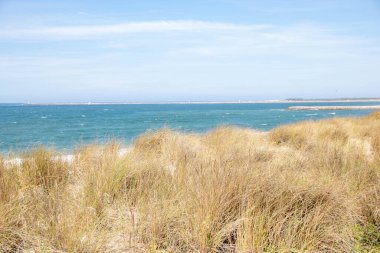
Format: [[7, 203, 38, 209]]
[[0, 0, 379, 102]]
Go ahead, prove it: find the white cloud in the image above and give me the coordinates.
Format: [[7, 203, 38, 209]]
[[0, 20, 269, 39]]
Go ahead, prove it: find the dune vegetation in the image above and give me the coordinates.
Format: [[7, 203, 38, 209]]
[[1, 111, 380, 252]]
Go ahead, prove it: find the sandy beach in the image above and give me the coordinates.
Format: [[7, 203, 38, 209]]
[[3, 148, 131, 167]]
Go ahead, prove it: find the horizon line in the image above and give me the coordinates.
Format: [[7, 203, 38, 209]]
[[2, 98, 380, 106]]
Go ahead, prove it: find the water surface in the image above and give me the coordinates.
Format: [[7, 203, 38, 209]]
[[1, 102, 379, 153]]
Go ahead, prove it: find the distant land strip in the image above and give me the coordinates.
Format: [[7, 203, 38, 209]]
[[19, 98, 380, 106], [288, 105, 380, 111]]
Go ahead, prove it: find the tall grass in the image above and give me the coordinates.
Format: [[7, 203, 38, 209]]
[[1, 112, 380, 252]]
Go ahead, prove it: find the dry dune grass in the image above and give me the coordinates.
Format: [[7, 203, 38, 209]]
[[1, 112, 380, 252]]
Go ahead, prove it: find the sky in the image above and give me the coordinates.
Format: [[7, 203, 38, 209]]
[[0, 0, 380, 103]]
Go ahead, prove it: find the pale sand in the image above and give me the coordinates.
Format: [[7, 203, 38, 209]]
[[3, 148, 131, 167]]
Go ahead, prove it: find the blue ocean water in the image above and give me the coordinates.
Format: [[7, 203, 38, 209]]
[[0, 102, 379, 153]]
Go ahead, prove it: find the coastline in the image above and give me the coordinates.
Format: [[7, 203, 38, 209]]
[[1, 112, 380, 251]]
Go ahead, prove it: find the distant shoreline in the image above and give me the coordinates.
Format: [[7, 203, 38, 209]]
[[14, 98, 380, 106]]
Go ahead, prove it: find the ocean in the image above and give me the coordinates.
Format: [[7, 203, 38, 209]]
[[1, 102, 379, 153]]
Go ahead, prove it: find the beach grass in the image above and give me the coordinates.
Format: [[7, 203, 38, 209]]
[[1, 112, 380, 252]]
